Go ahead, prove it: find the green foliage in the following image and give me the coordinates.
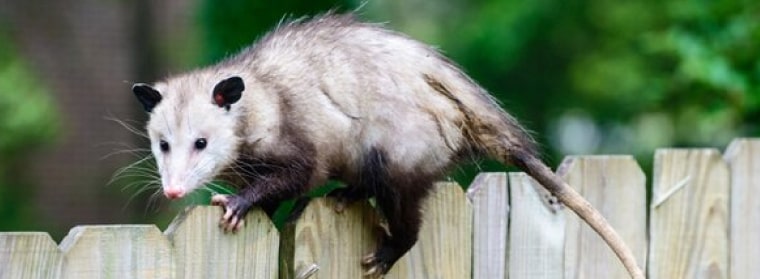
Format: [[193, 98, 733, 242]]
[[561, 0, 760, 147], [199, 0, 354, 63], [0, 30, 59, 230], [0, 47, 58, 157], [364, 0, 759, 172]]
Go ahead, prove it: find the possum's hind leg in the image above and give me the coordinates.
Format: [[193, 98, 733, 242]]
[[362, 175, 430, 277], [356, 148, 432, 276]]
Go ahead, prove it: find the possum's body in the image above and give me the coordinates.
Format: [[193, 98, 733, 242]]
[[133, 14, 643, 278]]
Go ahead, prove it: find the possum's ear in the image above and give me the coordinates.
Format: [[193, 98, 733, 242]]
[[132, 83, 162, 113], [212, 76, 245, 110]]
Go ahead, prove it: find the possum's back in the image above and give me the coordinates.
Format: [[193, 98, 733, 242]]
[[227, 14, 527, 173], [237, 14, 469, 110]]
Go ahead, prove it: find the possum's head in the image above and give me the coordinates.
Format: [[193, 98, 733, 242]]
[[132, 76, 245, 199]]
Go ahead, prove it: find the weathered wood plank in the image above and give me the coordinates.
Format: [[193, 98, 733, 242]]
[[387, 182, 473, 279], [508, 172, 565, 279], [165, 206, 278, 279], [59, 225, 174, 279], [0, 232, 62, 279], [558, 156, 647, 278], [725, 139, 760, 279], [287, 199, 379, 279], [649, 149, 729, 279], [466, 172, 509, 279]]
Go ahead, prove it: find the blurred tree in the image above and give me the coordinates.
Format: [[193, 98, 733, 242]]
[[362, 0, 760, 174], [200, 0, 355, 63], [559, 0, 760, 152], [0, 29, 59, 230]]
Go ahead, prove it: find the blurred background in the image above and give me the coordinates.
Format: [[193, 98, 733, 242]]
[[0, 0, 758, 240]]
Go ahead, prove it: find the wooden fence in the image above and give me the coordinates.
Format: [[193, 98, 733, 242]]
[[1, 138, 758, 279]]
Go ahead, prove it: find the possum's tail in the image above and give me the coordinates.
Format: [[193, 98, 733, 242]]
[[478, 132, 645, 279], [421, 68, 643, 278], [507, 147, 645, 279]]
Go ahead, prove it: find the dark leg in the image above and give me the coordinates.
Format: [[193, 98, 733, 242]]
[[362, 177, 431, 276], [212, 142, 316, 232], [354, 148, 433, 276]]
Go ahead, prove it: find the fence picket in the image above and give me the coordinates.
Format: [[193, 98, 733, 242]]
[[164, 206, 279, 279], [59, 225, 174, 278], [558, 155, 647, 278], [387, 182, 473, 279], [508, 172, 564, 279], [467, 173, 509, 279], [0, 232, 62, 279], [725, 139, 760, 279], [284, 199, 378, 279], [649, 149, 729, 279]]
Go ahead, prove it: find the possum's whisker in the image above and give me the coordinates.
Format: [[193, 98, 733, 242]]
[[110, 155, 156, 185], [101, 147, 151, 160], [145, 188, 165, 214], [114, 173, 160, 184], [116, 166, 158, 175], [106, 115, 149, 139], [187, 157, 215, 183], [120, 177, 161, 192], [122, 182, 161, 211], [97, 141, 150, 151], [226, 164, 260, 180], [223, 167, 256, 189]]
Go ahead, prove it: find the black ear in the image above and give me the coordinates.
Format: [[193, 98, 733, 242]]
[[132, 83, 162, 112], [212, 76, 245, 110]]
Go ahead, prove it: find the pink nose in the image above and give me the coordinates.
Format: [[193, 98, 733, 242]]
[[164, 187, 185, 199]]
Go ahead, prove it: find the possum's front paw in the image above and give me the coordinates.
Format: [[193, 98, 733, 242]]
[[211, 194, 252, 232]]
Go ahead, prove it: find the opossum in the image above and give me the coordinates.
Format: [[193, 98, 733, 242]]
[[131, 13, 643, 278]]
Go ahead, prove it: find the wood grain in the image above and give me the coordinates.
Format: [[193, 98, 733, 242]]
[[165, 206, 279, 279], [649, 149, 729, 279], [724, 139, 760, 279], [466, 172, 509, 279], [0, 232, 62, 279], [59, 225, 174, 278], [387, 182, 472, 279], [558, 156, 647, 279], [288, 199, 379, 279], [508, 172, 565, 279]]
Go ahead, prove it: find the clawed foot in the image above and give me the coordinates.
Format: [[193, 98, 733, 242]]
[[211, 194, 252, 233], [360, 238, 398, 278], [361, 253, 390, 278]]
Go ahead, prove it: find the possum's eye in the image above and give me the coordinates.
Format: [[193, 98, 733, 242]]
[[195, 138, 207, 150], [159, 140, 170, 152]]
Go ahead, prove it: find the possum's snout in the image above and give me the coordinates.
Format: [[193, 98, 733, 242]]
[[163, 187, 185, 199]]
